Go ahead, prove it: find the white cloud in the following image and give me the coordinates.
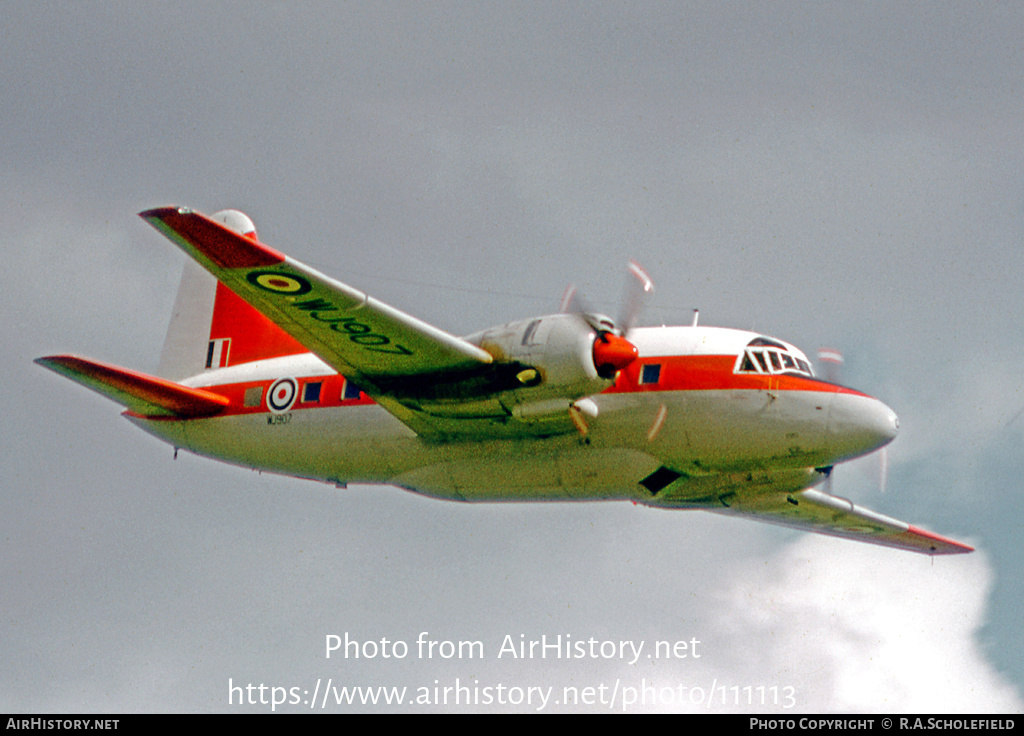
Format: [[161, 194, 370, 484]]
[[706, 537, 1022, 713]]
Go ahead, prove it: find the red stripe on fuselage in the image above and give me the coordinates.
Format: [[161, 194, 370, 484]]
[[136, 373, 374, 420], [610, 355, 867, 396], [171, 353, 861, 421]]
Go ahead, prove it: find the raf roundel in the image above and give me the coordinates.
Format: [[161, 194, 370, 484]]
[[247, 271, 312, 296], [266, 377, 298, 413]]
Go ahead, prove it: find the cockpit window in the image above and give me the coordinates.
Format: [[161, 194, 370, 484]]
[[735, 338, 814, 377]]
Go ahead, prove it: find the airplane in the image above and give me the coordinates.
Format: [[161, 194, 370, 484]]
[[36, 206, 973, 556]]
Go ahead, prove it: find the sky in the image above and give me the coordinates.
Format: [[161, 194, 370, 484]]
[[2, 2, 1023, 713]]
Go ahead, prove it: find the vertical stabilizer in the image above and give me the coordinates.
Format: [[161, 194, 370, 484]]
[[156, 209, 308, 379], [157, 259, 217, 380]]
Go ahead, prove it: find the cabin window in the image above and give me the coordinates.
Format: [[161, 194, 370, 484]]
[[343, 380, 363, 400], [640, 363, 662, 385], [735, 337, 814, 378], [303, 381, 322, 403]]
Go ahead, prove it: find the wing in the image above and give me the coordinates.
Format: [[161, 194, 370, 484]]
[[36, 355, 229, 418], [140, 207, 492, 377], [708, 487, 973, 556], [140, 206, 504, 437]]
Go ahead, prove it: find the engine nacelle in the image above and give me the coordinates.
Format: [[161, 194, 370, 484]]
[[464, 313, 637, 417]]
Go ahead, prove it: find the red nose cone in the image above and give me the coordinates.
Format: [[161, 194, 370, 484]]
[[593, 334, 639, 378]]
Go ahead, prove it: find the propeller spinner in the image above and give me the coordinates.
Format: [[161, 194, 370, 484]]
[[592, 332, 638, 379], [561, 261, 654, 380]]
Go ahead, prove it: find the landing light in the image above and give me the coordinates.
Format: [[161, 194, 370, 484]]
[[516, 368, 540, 385]]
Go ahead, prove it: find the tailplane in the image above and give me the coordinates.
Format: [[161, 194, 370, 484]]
[[35, 355, 229, 418]]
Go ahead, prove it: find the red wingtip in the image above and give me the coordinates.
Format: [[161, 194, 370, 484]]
[[139, 206, 285, 269], [907, 525, 975, 555]]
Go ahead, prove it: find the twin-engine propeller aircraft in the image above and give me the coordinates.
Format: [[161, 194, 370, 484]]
[[37, 207, 972, 555]]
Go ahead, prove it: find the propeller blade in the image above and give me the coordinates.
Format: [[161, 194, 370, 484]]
[[561, 261, 651, 380], [558, 284, 579, 314], [817, 347, 844, 384], [818, 465, 834, 495], [558, 283, 607, 334], [569, 398, 599, 438], [618, 260, 654, 335], [816, 347, 890, 496], [878, 447, 889, 494], [817, 348, 842, 496]]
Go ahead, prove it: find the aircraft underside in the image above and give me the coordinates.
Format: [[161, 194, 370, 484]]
[[129, 387, 844, 504]]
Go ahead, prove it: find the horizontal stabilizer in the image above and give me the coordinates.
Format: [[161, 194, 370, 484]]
[[36, 355, 229, 418]]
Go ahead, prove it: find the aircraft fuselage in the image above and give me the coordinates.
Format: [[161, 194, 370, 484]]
[[129, 325, 897, 506]]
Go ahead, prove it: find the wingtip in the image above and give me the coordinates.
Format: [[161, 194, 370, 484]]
[[138, 206, 285, 269], [35, 354, 77, 372], [908, 525, 975, 555], [138, 205, 188, 220]]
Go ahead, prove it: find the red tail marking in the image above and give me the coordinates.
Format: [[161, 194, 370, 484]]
[[208, 282, 308, 367]]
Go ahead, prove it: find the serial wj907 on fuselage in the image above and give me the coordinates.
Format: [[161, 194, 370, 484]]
[[36, 207, 972, 555]]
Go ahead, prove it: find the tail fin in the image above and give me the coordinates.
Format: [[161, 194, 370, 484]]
[[156, 209, 307, 380]]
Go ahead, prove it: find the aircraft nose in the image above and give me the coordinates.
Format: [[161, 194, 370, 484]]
[[826, 391, 899, 463]]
